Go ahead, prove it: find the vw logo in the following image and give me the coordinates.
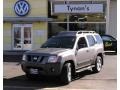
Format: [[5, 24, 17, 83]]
[[14, 0, 30, 16]]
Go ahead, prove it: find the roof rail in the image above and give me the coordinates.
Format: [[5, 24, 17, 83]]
[[77, 31, 96, 34]]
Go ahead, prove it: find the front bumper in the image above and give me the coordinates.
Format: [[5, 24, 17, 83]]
[[21, 61, 62, 76]]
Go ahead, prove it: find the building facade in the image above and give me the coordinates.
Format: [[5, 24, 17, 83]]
[[3, 0, 117, 51]]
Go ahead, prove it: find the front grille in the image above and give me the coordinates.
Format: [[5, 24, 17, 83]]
[[27, 55, 44, 63]]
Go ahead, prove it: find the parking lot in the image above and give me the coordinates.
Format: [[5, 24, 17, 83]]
[[3, 54, 117, 90]]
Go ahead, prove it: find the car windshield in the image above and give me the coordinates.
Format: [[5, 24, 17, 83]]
[[41, 36, 76, 49]]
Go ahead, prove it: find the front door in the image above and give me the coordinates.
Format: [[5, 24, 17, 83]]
[[13, 24, 32, 50], [76, 37, 91, 68]]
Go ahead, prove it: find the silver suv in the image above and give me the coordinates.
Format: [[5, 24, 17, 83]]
[[21, 31, 104, 84]]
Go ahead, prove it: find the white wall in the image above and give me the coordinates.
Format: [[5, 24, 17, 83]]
[[109, 0, 117, 38]]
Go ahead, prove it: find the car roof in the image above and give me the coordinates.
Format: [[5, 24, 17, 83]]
[[56, 31, 97, 37]]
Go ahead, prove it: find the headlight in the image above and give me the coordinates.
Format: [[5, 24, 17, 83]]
[[48, 56, 58, 63], [22, 54, 26, 61]]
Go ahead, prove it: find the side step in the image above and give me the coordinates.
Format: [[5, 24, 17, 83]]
[[76, 65, 95, 73]]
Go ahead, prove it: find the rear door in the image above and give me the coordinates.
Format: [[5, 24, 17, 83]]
[[86, 35, 96, 63]]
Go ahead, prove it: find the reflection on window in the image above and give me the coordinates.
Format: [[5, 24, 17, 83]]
[[49, 23, 105, 37], [69, 14, 105, 22], [14, 27, 21, 48], [49, 1, 106, 38], [24, 27, 31, 44], [48, 23, 67, 37], [51, 14, 67, 22]]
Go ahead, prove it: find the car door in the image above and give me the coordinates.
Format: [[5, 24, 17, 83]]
[[86, 35, 96, 63], [76, 37, 91, 68]]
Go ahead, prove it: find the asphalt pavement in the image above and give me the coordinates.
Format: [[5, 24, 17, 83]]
[[3, 54, 117, 90]]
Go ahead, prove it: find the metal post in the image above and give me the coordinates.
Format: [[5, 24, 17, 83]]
[[64, 0, 69, 31], [106, 0, 110, 34], [67, 15, 69, 31]]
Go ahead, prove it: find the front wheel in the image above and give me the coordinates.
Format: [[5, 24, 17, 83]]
[[92, 56, 102, 73], [60, 63, 72, 84]]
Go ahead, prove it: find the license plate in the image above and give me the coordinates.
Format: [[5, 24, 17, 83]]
[[30, 68, 38, 74]]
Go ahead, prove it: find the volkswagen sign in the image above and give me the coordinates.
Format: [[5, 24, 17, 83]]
[[14, 0, 30, 16]]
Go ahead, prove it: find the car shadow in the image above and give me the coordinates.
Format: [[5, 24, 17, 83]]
[[4, 75, 63, 89], [73, 70, 96, 81], [3, 70, 95, 90]]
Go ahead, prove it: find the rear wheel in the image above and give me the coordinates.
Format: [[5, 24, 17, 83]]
[[92, 56, 102, 73], [60, 63, 72, 84]]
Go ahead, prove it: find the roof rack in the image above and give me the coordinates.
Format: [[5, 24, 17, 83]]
[[77, 31, 96, 34]]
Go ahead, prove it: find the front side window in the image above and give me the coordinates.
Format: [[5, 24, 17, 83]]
[[77, 37, 87, 49], [41, 36, 76, 49]]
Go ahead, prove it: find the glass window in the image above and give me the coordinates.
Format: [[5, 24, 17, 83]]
[[14, 27, 21, 48], [13, 24, 32, 50], [69, 23, 106, 34], [101, 35, 116, 41], [69, 14, 106, 22], [94, 35, 103, 44], [48, 1, 107, 38], [41, 36, 76, 49], [48, 23, 67, 38], [49, 23, 106, 38], [77, 37, 87, 49], [24, 27, 31, 44], [87, 35, 95, 46], [51, 15, 67, 22]]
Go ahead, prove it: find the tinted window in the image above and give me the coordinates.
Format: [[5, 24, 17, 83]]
[[77, 37, 87, 49], [94, 35, 103, 44], [101, 35, 116, 41], [87, 35, 95, 46], [41, 36, 76, 49]]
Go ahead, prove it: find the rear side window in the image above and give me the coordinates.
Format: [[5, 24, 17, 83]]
[[94, 35, 103, 44], [86, 35, 96, 46]]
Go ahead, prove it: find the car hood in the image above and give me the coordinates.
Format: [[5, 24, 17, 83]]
[[25, 48, 71, 55]]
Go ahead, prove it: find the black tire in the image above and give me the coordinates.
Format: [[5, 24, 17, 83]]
[[60, 63, 72, 84], [115, 48, 117, 54], [92, 56, 102, 73]]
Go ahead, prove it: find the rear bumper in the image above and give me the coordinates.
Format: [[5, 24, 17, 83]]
[[21, 61, 62, 76]]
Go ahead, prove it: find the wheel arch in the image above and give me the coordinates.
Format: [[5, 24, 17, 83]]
[[63, 60, 76, 76]]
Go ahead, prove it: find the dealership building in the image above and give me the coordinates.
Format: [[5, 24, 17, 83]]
[[3, 0, 117, 51]]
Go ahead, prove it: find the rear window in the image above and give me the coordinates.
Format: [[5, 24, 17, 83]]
[[94, 35, 103, 44]]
